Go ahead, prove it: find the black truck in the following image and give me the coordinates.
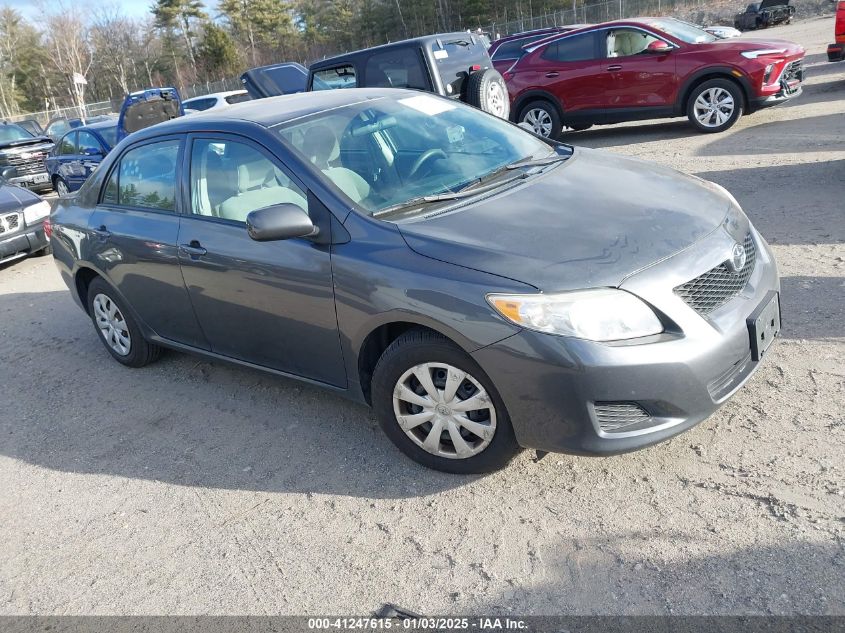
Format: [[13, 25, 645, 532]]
[[734, 0, 796, 30], [0, 122, 54, 193]]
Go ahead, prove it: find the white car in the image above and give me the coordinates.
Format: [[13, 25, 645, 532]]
[[704, 25, 743, 39], [182, 90, 251, 114]]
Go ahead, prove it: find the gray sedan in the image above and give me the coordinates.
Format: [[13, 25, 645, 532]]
[[50, 89, 780, 473]]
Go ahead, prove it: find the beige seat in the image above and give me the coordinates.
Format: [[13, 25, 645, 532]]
[[301, 123, 371, 204], [611, 31, 647, 57]]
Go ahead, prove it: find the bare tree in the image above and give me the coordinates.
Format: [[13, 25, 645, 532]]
[[42, 7, 93, 116]]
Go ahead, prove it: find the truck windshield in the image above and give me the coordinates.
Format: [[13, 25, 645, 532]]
[[275, 93, 564, 216], [647, 18, 717, 43], [0, 124, 34, 142]]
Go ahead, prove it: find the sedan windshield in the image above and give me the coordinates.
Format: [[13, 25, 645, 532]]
[[646, 18, 717, 44], [0, 124, 34, 143], [276, 93, 561, 215]]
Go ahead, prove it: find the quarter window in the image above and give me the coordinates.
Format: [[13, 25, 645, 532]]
[[101, 140, 180, 211], [312, 65, 357, 90], [189, 138, 307, 223], [541, 33, 597, 62]]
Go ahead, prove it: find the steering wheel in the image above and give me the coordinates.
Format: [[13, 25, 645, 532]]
[[408, 149, 447, 179]]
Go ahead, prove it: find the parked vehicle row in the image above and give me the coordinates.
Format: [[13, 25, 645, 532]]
[[51, 88, 781, 473]]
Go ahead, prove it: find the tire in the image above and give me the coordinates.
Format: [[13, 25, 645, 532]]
[[466, 69, 510, 119], [371, 328, 520, 474], [34, 244, 52, 256], [517, 99, 562, 139], [686, 78, 744, 134], [54, 177, 69, 197], [86, 277, 162, 368]]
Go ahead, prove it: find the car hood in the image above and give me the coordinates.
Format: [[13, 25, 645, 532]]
[[0, 184, 40, 212], [395, 148, 736, 292], [709, 37, 804, 57]]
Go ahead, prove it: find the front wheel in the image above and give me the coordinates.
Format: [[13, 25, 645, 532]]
[[371, 329, 520, 474], [687, 79, 744, 133], [517, 100, 562, 139]]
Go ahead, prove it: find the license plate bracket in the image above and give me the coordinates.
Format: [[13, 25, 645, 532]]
[[747, 291, 781, 361]]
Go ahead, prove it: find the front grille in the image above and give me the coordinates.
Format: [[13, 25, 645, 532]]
[[595, 402, 651, 433], [674, 233, 756, 315], [0, 212, 21, 235], [0, 150, 49, 177], [782, 60, 803, 84]]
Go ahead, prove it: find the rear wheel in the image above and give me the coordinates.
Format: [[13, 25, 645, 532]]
[[466, 69, 510, 119], [517, 99, 562, 139], [87, 277, 162, 367], [687, 79, 743, 133], [371, 329, 520, 474]]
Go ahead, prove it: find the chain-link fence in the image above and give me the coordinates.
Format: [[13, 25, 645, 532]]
[[486, 0, 718, 37]]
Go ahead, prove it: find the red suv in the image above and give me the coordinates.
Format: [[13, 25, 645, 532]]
[[504, 17, 804, 137]]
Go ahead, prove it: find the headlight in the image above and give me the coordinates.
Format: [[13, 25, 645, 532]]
[[486, 289, 663, 341], [741, 48, 786, 59], [23, 200, 50, 225]]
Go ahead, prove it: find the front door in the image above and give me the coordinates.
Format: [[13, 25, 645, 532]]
[[601, 28, 677, 111], [176, 134, 346, 387], [88, 136, 210, 349], [75, 130, 106, 187]]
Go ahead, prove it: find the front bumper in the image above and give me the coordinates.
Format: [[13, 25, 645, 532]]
[[7, 173, 52, 193], [0, 220, 49, 264], [472, 225, 780, 455]]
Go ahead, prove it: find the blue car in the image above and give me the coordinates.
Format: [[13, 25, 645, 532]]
[[46, 120, 117, 195], [46, 88, 183, 194]]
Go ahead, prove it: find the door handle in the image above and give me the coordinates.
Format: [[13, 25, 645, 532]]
[[545, 71, 559, 78], [179, 241, 207, 257], [93, 225, 111, 239], [607, 64, 623, 71]]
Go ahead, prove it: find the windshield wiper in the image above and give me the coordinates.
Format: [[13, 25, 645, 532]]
[[505, 153, 569, 170], [372, 171, 530, 219]]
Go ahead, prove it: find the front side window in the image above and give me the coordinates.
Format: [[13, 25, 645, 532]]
[[276, 93, 558, 217], [77, 131, 103, 155], [189, 138, 307, 223], [311, 65, 357, 90], [606, 29, 661, 57], [59, 132, 77, 155], [541, 33, 597, 62], [101, 139, 180, 211]]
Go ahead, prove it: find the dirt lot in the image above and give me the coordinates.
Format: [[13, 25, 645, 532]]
[[1, 17, 843, 617]]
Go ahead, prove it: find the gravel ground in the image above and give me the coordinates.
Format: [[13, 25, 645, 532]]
[[1, 17, 843, 617]]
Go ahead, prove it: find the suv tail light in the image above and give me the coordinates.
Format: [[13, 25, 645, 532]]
[[43, 217, 52, 239]]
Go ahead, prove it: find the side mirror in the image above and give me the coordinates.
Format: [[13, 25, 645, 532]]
[[646, 41, 673, 54], [1, 166, 16, 181], [246, 203, 317, 241]]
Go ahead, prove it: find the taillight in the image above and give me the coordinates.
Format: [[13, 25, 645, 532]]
[[43, 217, 52, 239], [469, 64, 482, 72]]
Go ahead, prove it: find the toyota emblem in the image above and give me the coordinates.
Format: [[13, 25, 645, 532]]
[[727, 242, 746, 272]]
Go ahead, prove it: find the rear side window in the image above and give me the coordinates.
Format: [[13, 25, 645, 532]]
[[541, 33, 597, 62], [101, 140, 180, 212], [225, 92, 251, 105], [185, 98, 215, 111], [59, 132, 77, 155], [312, 65, 357, 90], [364, 49, 430, 90], [491, 34, 548, 60]]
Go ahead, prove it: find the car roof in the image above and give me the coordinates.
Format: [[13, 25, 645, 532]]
[[184, 90, 247, 102], [310, 32, 484, 70], [125, 88, 421, 139]]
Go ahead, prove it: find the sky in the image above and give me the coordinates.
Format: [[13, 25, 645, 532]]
[[4, 1, 211, 22]]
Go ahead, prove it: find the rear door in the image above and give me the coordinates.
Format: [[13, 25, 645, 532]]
[[600, 27, 677, 111], [176, 133, 346, 386], [87, 136, 209, 349], [525, 31, 604, 113]]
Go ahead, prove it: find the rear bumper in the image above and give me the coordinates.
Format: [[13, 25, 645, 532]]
[[472, 228, 780, 456], [828, 43, 844, 62], [0, 220, 49, 264]]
